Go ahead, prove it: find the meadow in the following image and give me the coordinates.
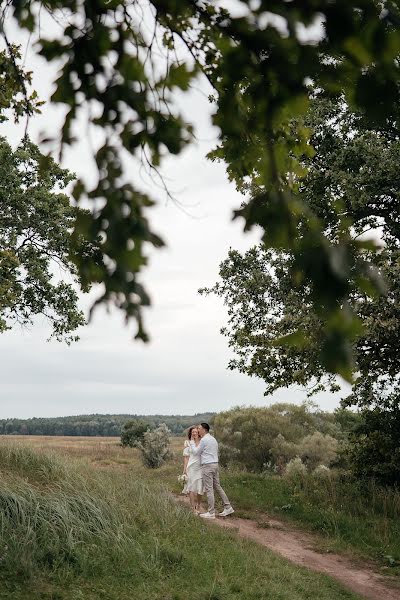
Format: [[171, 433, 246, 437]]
[[0, 435, 366, 600]]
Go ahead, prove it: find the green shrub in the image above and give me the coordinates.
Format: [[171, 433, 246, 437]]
[[284, 457, 307, 483], [298, 432, 338, 470], [271, 433, 298, 473], [214, 403, 342, 472], [120, 418, 150, 448], [138, 423, 171, 468], [313, 464, 332, 479]]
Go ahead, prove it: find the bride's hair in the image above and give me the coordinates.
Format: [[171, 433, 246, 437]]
[[187, 426, 198, 440]]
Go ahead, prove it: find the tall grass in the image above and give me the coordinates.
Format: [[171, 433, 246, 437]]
[[0, 442, 361, 600], [223, 470, 400, 567], [0, 443, 67, 483]]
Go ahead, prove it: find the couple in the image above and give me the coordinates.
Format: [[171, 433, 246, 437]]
[[182, 422, 234, 519]]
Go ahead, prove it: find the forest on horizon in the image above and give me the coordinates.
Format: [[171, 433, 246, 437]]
[[0, 413, 216, 437]]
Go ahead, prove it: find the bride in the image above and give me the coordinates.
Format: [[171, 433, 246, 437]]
[[183, 426, 203, 513]]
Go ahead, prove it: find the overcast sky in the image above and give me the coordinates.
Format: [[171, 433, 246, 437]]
[[0, 10, 349, 419]]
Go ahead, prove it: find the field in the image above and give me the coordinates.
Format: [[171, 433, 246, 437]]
[[14, 435, 398, 570], [0, 435, 365, 600]]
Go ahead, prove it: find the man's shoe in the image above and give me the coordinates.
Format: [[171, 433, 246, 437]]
[[218, 506, 235, 517], [199, 511, 216, 519]]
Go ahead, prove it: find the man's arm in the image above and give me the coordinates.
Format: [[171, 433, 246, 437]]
[[191, 439, 205, 456]]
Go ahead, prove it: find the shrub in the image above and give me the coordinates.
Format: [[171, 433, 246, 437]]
[[313, 464, 331, 479], [120, 419, 150, 448], [270, 434, 298, 473], [218, 442, 241, 468], [298, 431, 338, 470], [213, 403, 318, 472], [138, 423, 171, 469], [284, 457, 307, 483], [213, 404, 351, 472]]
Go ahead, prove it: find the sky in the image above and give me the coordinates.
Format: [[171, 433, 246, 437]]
[[0, 8, 349, 419]]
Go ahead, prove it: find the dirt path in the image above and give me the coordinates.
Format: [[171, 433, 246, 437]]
[[176, 496, 399, 600]]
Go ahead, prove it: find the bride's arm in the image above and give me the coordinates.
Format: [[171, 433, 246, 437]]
[[183, 454, 189, 474], [183, 440, 190, 474]]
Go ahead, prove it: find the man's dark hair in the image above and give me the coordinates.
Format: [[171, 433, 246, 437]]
[[200, 422, 210, 432]]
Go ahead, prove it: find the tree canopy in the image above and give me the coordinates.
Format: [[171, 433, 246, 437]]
[[200, 96, 400, 411], [2, 1, 400, 375], [0, 135, 99, 342]]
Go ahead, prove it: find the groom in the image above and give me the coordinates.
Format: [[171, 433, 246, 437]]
[[192, 422, 234, 520]]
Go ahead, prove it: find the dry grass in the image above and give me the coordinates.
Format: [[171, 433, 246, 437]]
[[0, 435, 184, 475]]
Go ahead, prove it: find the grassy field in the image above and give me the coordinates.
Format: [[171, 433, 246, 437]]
[[0, 435, 363, 600], [4, 436, 400, 570]]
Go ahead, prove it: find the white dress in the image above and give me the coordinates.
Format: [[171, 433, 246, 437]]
[[183, 440, 203, 495]]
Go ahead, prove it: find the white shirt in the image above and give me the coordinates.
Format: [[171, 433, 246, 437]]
[[191, 433, 218, 465]]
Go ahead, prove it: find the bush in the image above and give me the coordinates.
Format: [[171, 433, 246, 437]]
[[313, 464, 331, 479], [218, 442, 241, 468], [270, 433, 298, 473], [213, 403, 319, 472], [284, 457, 307, 483], [138, 423, 171, 469], [213, 403, 346, 472], [298, 432, 338, 470], [120, 419, 150, 448]]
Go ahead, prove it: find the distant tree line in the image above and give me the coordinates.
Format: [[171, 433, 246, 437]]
[[0, 413, 215, 437]]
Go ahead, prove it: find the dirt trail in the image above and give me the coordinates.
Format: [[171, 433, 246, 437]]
[[176, 496, 399, 600]]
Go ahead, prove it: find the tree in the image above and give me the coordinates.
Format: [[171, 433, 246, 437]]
[[3, 2, 400, 376], [200, 96, 400, 409], [0, 45, 42, 122], [120, 419, 149, 447], [347, 402, 400, 486], [202, 95, 400, 483], [0, 136, 99, 342]]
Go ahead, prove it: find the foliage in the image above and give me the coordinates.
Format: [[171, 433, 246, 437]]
[[0, 412, 215, 436], [213, 403, 348, 473], [313, 464, 332, 479], [347, 403, 400, 486], [284, 457, 307, 483], [201, 94, 400, 485], [298, 432, 338, 471], [200, 95, 400, 401], [4, 2, 400, 375], [138, 423, 171, 468], [0, 45, 43, 122], [0, 136, 101, 342], [120, 418, 150, 447], [270, 434, 298, 473]]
